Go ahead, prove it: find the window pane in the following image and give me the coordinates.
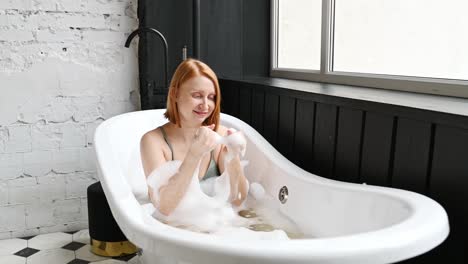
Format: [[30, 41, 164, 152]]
[[278, 0, 322, 70], [333, 0, 468, 80]]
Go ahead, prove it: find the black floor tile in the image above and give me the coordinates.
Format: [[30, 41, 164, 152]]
[[13, 247, 40, 258], [65, 230, 80, 235], [18, 235, 36, 240], [113, 253, 137, 262], [67, 259, 90, 264], [62, 241, 86, 251]]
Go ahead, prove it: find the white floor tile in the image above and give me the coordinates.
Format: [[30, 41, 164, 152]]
[[28, 232, 72, 250], [127, 255, 141, 264], [0, 238, 27, 256], [75, 244, 108, 262], [26, 248, 74, 264], [72, 229, 90, 244], [0, 255, 26, 264]]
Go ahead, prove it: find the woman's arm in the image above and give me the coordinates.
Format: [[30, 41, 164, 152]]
[[217, 129, 249, 206], [140, 126, 218, 216]]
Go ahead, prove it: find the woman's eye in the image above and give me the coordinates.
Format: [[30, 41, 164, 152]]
[[192, 93, 202, 98], [208, 95, 215, 101]]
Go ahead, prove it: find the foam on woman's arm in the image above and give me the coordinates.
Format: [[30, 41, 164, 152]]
[[146, 160, 183, 205]]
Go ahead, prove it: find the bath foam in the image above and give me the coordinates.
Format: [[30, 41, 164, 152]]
[[146, 132, 300, 240]]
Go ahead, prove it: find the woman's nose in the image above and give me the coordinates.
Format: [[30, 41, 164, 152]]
[[199, 98, 208, 109]]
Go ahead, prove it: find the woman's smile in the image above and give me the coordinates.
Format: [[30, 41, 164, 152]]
[[193, 109, 210, 118]]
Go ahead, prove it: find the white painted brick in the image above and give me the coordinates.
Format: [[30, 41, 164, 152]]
[[23, 150, 53, 176], [11, 228, 40, 238], [31, 0, 57, 11], [81, 30, 126, 43], [57, 13, 108, 29], [87, 1, 128, 15], [0, 153, 23, 181], [42, 97, 75, 123], [0, 127, 7, 152], [101, 100, 136, 119], [37, 174, 66, 201], [4, 125, 32, 153], [25, 199, 83, 229], [55, 0, 86, 12], [24, 13, 108, 30], [31, 123, 61, 151], [80, 197, 88, 221], [0, 0, 33, 11], [53, 198, 82, 222], [8, 177, 40, 204], [65, 171, 97, 198], [25, 202, 55, 228], [38, 224, 68, 234], [79, 147, 96, 171], [109, 15, 138, 32], [85, 121, 103, 146], [1, 0, 137, 238], [57, 64, 105, 98], [70, 97, 102, 123], [39, 221, 87, 234], [0, 205, 26, 232], [0, 14, 26, 28], [59, 123, 86, 149], [0, 29, 34, 41], [36, 29, 81, 42], [52, 149, 80, 173], [62, 221, 88, 232], [0, 181, 8, 206], [0, 231, 12, 240]]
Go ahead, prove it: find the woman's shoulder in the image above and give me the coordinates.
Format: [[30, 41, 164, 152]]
[[140, 124, 167, 147]]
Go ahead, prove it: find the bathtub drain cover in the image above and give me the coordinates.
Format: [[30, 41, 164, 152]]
[[278, 186, 288, 204]]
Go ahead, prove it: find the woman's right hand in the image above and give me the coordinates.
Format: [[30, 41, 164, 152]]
[[188, 124, 218, 158]]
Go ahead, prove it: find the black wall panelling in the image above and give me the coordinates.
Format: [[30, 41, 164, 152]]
[[294, 99, 315, 171], [140, 0, 269, 109], [429, 126, 468, 262], [360, 112, 395, 186], [139, 0, 193, 109], [263, 93, 280, 146], [251, 89, 265, 134], [312, 103, 338, 178], [238, 86, 252, 123], [334, 107, 363, 183], [219, 79, 468, 263], [199, 0, 242, 79], [277, 96, 296, 159], [392, 118, 432, 193]]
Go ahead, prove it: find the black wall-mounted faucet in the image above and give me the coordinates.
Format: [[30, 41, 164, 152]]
[[125, 27, 169, 89]]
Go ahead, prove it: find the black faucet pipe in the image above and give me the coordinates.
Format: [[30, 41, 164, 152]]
[[125, 27, 169, 89]]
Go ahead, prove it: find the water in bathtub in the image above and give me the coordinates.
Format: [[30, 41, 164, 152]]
[[146, 131, 303, 240]]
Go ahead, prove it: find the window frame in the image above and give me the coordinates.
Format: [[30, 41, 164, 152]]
[[270, 0, 468, 98]]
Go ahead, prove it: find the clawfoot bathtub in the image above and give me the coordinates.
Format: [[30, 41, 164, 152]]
[[94, 109, 448, 264]]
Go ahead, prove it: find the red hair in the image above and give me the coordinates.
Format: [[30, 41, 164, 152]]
[[164, 59, 221, 131]]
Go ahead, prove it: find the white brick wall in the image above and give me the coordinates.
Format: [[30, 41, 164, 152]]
[[0, 0, 139, 238]]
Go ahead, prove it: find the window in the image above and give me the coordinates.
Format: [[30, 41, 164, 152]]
[[271, 0, 468, 98]]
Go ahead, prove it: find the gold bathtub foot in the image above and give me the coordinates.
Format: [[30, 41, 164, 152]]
[[90, 238, 138, 257]]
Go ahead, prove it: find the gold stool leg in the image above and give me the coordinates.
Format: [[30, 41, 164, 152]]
[[90, 238, 138, 257]]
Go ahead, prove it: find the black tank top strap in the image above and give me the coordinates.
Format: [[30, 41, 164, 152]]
[[159, 126, 174, 161]]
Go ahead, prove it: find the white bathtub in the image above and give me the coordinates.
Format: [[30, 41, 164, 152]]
[[94, 109, 449, 264]]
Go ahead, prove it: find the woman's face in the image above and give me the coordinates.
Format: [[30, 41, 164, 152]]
[[176, 76, 216, 125]]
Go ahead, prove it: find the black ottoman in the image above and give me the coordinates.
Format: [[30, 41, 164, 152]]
[[87, 181, 138, 257]]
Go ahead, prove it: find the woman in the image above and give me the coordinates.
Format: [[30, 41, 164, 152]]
[[140, 58, 248, 216]]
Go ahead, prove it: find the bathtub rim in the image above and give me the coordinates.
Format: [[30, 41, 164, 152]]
[[94, 109, 449, 263]]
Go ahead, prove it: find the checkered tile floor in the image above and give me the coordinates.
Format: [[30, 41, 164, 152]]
[[0, 229, 140, 264]]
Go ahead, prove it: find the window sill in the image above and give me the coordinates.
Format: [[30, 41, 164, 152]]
[[226, 76, 468, 117]]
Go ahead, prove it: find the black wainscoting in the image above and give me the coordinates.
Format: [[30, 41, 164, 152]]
[[220, 79, 468, 264]]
